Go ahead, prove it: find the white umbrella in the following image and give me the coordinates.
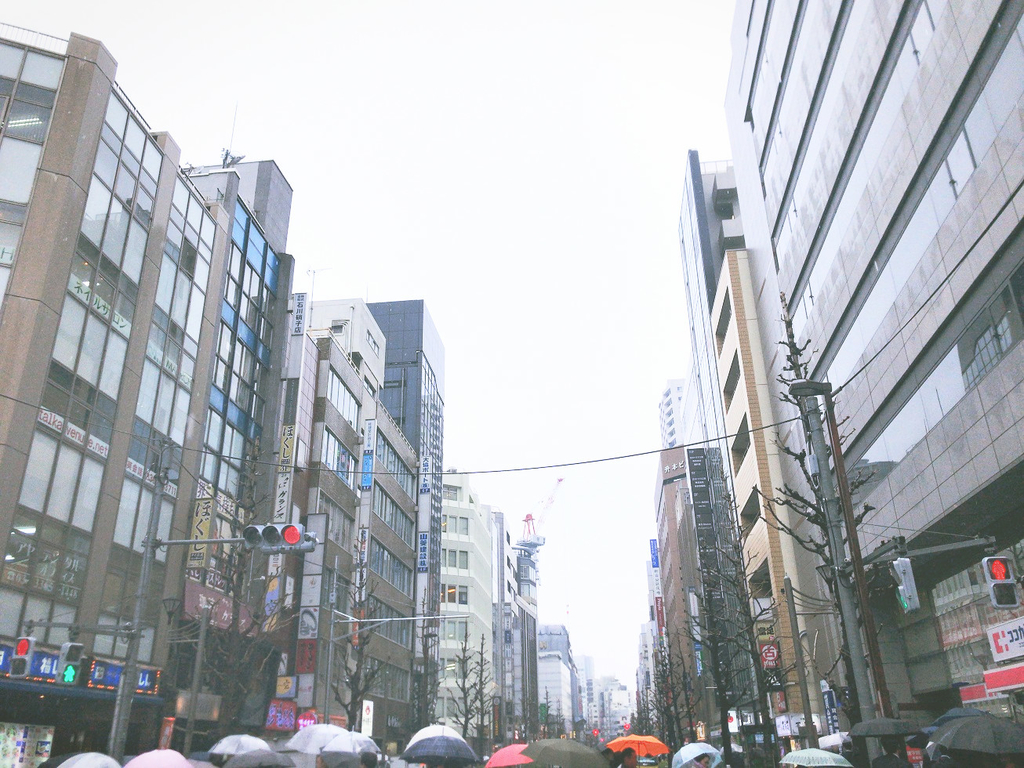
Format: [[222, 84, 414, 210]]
[[62, 755, 121, 768], [779, 748, 853, 767], [816, 733, 849, 752], [211, 736, 273, 756], [321, 730, 380, 754], [284, 724, 350, 755], [406, 725, 465, 747], [671, 743, 719, 768]]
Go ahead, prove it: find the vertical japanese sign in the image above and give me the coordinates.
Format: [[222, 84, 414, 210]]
[[361, 419, 376, 491], [291, 293, 307, 336], [357, 527, 369, 600], [361, 700, 375, 736], [275, 425, 295, 523], [187, 497, 214, 569], [418, 533, 430, 573], [419, 455, 431, 496]]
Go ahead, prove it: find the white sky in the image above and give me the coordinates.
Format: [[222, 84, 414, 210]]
[[9, 1, 735, 688]]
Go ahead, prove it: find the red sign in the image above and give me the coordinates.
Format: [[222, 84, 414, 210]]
[[773, 690, 788, 714], [183, 580, 254, 632], [297, 709, 319, 729], [266, 699, 297, 731], [984, 659, 1024, 693], [759, 642, 780, 669], [906, 747, 923, 767], [296, 639, 317, 674], [159, 717, 175, 749], [959, 682, 989, 702]]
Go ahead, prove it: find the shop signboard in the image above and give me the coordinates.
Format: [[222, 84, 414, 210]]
[[987, 615, 1024, 662], [266, 699, 297, 732]]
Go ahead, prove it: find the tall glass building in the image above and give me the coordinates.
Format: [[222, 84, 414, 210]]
[[727, 0, 1024, 717]]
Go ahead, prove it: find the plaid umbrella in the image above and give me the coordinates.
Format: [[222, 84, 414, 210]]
[[401, 736, 480, 767]]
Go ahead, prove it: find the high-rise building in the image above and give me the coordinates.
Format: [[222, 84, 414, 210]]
[[658, 380, 687, 448], [490, 508, 519, 743], [726, 0, 1024, 717], [367, 300, 445, 726], [538, 624, 582, 733], [0, 25, 294, 754]]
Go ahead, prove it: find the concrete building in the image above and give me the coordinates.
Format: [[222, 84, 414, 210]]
[[491, 508, 520, 743], [437, 472, 493, 749], [368, 300, 446, 727], [658, 380, 687, 449], [538, 624, 582, 734], [726, 0, 1024, 717], [537, 651, 573, 736], [0, 25, 294, 754]]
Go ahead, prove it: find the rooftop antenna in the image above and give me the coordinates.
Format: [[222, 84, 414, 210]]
[[222, 103, 244, 168], [307, 266, 333, 303]]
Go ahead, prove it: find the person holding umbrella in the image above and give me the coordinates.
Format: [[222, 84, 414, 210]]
[[871, 738, 910, 768], [620, 749, 638, 768]]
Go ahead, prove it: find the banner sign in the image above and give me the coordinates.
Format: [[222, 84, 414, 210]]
[[650, 539, 660, 568], [759, 642, 780, 669], [419, 456, 431, 495], [187, 497, 214, 569], [296, 640, 317, 674], [291, 293, 307, 336], [418, 532, 429, 573], [822, 688, 840, 734], [277, 676, 297, 698], [361, 419, 376, 491], [266, 699, 297, 731], [988, 615, 1024, 662]]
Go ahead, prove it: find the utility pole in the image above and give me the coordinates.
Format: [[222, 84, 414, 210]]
[[789, 382, 875, 729], [183, 605, 211, 756], [109, 438, 170, 762], [783, 576, 818, 749]]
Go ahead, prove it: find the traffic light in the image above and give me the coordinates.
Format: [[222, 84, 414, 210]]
[[10, 636, 35, 678], [623, 723, 630, 732], [891, 557, 920, 612], [242, 523, 317, 554], [592, 729, 599, 737], [56, 642, 85, 685], [983, 556, 1020, 609]]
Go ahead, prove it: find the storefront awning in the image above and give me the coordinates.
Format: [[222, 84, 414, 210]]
[[0, 678, 163, 705]]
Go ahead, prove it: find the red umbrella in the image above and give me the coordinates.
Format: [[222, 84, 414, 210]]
[[486, 744, 533, 768]]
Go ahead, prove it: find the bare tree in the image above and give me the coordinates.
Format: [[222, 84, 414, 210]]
[[450, 630, 479, 738], [412, 594, 441, 731], [472, 634, 493, 755]]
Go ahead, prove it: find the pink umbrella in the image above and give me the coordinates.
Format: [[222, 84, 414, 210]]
[[487, 744, 533, 768], [124, 750, 192, 768]]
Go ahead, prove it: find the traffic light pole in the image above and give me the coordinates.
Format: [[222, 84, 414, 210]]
[[791, 387, 876, 729], [783, 575, 819, 749], [108, 438, 168, 763], [182, 605, 211, 756]]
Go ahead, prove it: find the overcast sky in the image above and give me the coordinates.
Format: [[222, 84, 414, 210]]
[[9, 1, 735, 689]]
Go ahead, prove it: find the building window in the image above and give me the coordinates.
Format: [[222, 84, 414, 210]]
[[376, 433, 415, 497], [369, 538, 413, 596], [322, 428, 356, 487], [326, 368, 359, 428], [372, 483, 415, 547]]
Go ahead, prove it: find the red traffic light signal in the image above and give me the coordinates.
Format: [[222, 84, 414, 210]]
[[983, 556, 1019, 609], [15, 637, 31, 656], [988, 557, 1011, 581], [282, 524, 302, 546], [592, 729, 599, 737], [623, 723, 630, 732]]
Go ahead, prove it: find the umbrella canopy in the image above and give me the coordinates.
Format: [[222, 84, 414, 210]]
[[849, 717, 922, 737], [671, 744, 719, 768], [407, 725, 467, 748], [320, 754, 362, 768], [124, 751, 193, 768], [486, 745, 532, 768], [816, 733, 849, 752], [521, 740, 607, 768], [604, 736, 670, 757], [40, 755, 121, 768], [930, 707, 988, 728], [779, 749, 853, 767], [931, 713, 1024, 754], [321, 730, 380, 754], [401, 735, 480, 767], [284, 725, 350, 755], [211, 736, 272, 756], [222, 751, 295, 768]]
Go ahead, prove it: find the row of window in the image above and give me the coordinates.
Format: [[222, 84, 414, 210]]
[[368, 660, 410, 701], [441, 583, 469, 605], [376, 432, 415, 497], [372, 484, 415, 547], [441, 515, 470, 536], [441, 548, 470, 570], [369, 538, 413, 596], [326, 368, 359, 429], [322, 429, 357, 488], [368, 596, 412, 648], [320, 493, 355, 548]]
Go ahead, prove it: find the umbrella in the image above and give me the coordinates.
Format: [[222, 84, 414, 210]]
[[321, 730, 380, 754], [284, 725, 350, 755], [849, 717, 922, 737], [400, 735, 480, 767], [605, 737, 670, 757], [931, 713, 1024, 754], [816, 733, 849, 752], [407, 725, 467, 747], [671, 744, 719, 768], [211, 736, 272, 756], [778, 749, 853, 767], [930, 707, 987, 727], [40, 755, 120, 768], [521, 739, 607, 768], [320, 754, 362, 768], [124, 751, 192, 768], [222, 752, 295, 768], [486, 745, 532, 768]]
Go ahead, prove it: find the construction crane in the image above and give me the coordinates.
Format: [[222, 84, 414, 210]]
[[517, 478, 564, 556]]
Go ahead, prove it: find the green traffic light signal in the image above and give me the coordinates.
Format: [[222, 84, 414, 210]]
[[62, 664, 77, 683]]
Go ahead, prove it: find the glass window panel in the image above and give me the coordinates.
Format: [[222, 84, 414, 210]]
[[77, 315, 106, 385], [135, 188, 154, 227], [53, 297, 85, 370], [122, 220, 146, 283], [123, 118, 146, 160], [136, 361, 159, 421], [0, 138, 41, 204], [19, 432, 58, 511], [185, 284, 204, 342], [173, 179, 189, 214], [966, 98, 998, 164], [113, 285, 134, 338], [101, 203, 130, 265], [94, 140, 118, 187], [99, 332, 126, 399], [72, 458, 103, 531], [185, 196, 202, 233], [0, 221, 21, 265], [153, 375, 174, 433], [20, 53, 62, 88], [114, 164, 136, 205], [0, 265, 9, 308], [6, 101, 50, 143], [0, 44, 22, 78], [170, 388, 189, 444], [81, 176, 111, 247], [171, 271, 189, 328], [155, 256, 175, 311], [114, 479, 139, 546], [48, 446, 82, 522], [142, 139, 161, 181], [15, 83, 54, 109]]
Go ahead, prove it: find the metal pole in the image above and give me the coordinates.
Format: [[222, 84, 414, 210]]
[[797, 395, 876, 727], [109, 438, 168, 761], [183, 605, 211, 756], [784, 575, 818, 749], [325, 608, 335, 722], [824, 391, 893, 718]]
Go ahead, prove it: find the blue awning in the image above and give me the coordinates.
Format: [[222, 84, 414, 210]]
[[0, 678, 163, 705]]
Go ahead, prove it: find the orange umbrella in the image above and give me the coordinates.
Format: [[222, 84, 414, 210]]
[[605, 736, 670, 757], [486, 744, 533, 768]]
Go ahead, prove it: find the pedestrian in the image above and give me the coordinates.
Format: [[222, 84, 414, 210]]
[[621, 748, 638, 768], [361, 752, 379, 768], [871, 737, 910, 768], [601, 747, 623, 768]]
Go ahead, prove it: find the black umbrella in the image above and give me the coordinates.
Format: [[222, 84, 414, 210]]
[[222, 750, 296, 768], [930, 707, 987, 728], [849, 717, 923, 737], [521, 740, 608, 768], [401, 735, 480, 767], [932, 713, 1024, 755]]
